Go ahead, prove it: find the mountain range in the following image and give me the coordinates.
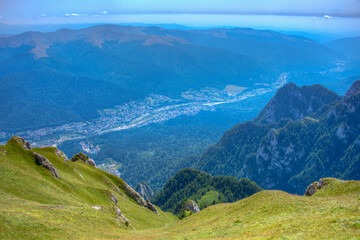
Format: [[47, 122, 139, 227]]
[[195, 81, 360, 193], [1, 24, 359, 196], [0, 24, 347, 132]]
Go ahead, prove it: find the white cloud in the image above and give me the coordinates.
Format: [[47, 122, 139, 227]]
[[65, 13, 87, 17], [41, 13, 47, 17], [101, 11, 108, 14], [323, 15, 332, 19]]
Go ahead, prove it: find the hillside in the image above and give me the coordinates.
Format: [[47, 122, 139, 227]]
[[149, 178, 360, 239], [195, 81, 360, 193], [1, 140, 359, 240], [153, 168, 262, 214], [0, 136, 178, 239]]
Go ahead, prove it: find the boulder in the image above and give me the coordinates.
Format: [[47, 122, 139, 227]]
[[32, 152, 59, 178], [305, 178, 326, 196], [70, 152, 96, 167], [182, 200, 200, 213]]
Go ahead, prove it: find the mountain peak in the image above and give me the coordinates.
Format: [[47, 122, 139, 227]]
[[344, 80, 360, 99], [254, 83, 341, 124]]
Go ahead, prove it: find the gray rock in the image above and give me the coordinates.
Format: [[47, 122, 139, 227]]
[[182, 200, 200, 213], [114, 206, 131, 225], [304, 182, 318, 196], [9, 136, 31, 150], [344, 80, 360, 99], [70, 152, 96, 167], [114, 206, 121, 216], [305, 178, 327, 196], [110, 193, 118, 205], [122, 182, 159, 215], [135, 181, 154, 201], [55, 149, 68, 161], [32, 152, 59, 178]]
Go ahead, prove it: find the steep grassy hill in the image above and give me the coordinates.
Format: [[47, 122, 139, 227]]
[[147, 178, 360, 239], [0, 136, 178, 239], [1, 138, 359, 240]]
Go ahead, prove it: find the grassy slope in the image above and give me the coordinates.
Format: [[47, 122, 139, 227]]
[[143, 179, 360, 239], [0, 138, 177, 239], [1, 139, 359, 239]]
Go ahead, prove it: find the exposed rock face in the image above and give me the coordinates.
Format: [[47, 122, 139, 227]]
[[182, 200, 200, 213], [32, 152, 59, 178], [344, 80, 360, 99], [305, 179, 326, 196], [197, 82, 360, 194], [70, 152, 96, 167], [135, 181, 154, 201], [122, 183, 159, 215], [114, 206, 130, 226], [109, 193, 118, 205], [9, 136, 31, 150], [55, 149, 68, 161]]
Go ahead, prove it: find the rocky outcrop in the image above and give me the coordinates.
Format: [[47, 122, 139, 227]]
[[32, 152, 59, 178], [122, 183, 159, 215], [344, 80, 360, 99], [70, 152, 96, 167], [55, 149, 68, 161], [182, 200, 200, 213], [9, 136, 31, 150], [114, 206, 130, 226], [305, 179, 326, 196], [135, 181, 154, 201], [109, 193, 118, 205]]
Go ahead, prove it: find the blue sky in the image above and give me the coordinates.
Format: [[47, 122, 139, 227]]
[[1, 0, 360, 17], [0, 0, 359, 36]]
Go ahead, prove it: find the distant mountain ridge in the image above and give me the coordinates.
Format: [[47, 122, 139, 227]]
[[195, 81, 360, 193], [1, 24, 281, 131], [326, 37, 360, 60]]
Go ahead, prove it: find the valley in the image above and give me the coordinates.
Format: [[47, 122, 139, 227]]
[[1, 0, 360, 238], [0, 73, 288, 150]]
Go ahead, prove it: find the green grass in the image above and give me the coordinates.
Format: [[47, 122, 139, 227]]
[[1, 138, 360, 239], [198, 190, 220, 209], [0, 138, 178, 239]]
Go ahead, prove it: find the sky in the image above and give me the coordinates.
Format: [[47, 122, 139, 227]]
[[0, 0, 359, 36]]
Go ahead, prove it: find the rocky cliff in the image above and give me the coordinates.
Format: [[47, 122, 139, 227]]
[[196, 81, 360, 193], [135, 181, 155, 201]]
